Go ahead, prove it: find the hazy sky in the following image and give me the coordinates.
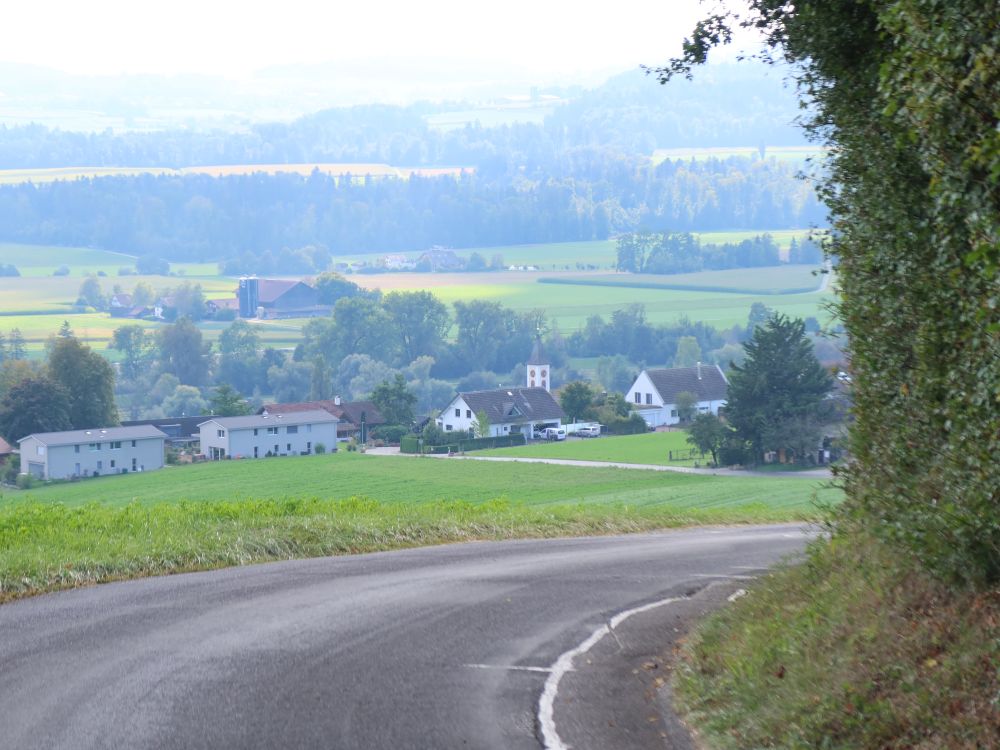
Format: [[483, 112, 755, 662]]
[[1, 0, 755, 78]]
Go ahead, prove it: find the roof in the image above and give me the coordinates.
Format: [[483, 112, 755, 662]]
[[261, 400, 386, 427], [123, 415, 217, 439], [200, 410, 338, 430], [19, 425, 168, 447], [453, 387, 565, 425], [0, 436, 13, 455], [645, 365, 729, 404], [257, 279, 305, 304], [527, 337, 547, 365]]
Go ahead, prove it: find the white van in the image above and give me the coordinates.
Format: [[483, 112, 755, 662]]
[[543, 427, 567, 441]]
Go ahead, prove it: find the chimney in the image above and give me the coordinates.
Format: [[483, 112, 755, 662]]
[[697, 361, 702, 380], [334, 395, 342, 406]]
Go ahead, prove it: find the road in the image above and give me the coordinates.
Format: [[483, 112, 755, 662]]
[[0, 525, 811, 749]]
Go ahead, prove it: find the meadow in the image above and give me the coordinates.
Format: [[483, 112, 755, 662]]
[[479, 430, 720, 466], [0, 452, 839, 601]]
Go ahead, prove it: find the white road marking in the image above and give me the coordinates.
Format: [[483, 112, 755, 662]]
[[688, 573, 758, 580], [537, 595, 688, 750], [464, 664, 553, 673], [727, 589, 748, 602]]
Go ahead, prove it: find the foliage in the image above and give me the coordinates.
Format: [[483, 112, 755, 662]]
[[111, 325, 150, 383], [725, 314, 832, 463], [0, 375, 72, 442], [161, 385, 208, 418], [369, 374, 416, 427], [372, 424, 408, 445], [135, 255, 169, 275], [616, 232, 781, 274], [209, 384, 251, 417], [559, 381, 596, 423], [686, 413, 732, 465], [674, 391, 698, 423], [595, 355, 635, 394], [659, 0, 1000, 586], [47, 336, 118, 429], [156, 317, 209, 386], [76, 276, 106, 311], [472, 410, 490, 439]]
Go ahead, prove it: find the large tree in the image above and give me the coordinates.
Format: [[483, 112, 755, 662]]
[[157, 317, 209, 386], [111, 325, 150, 383], [382, 290, 450, 365], [724, 314, 832, 462], [559, 381, 595, 423], [47, 336, 118, 429], [369, 374, 416, 427], [0, 375, 73, 442]]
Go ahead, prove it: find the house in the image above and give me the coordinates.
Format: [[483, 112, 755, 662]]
[[198, 410, 339, 460], [378, 254, 416, 271], [626, 363, 729, 428], [206, 297, 239, 316], [122, 415, 217, 449], [436, 387, 565, 438], [236, 277, 329, 319], [17, 425, 167, 480], [258, 397, 386, 441], [0, 436, 13, 466], [417, 248, 465, 272]]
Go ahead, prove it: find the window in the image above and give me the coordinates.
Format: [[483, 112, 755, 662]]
[[306, 424, 312, 433], [287, 425, 298, 434], [267, 426, 278, 435], [455, 408, 461, 417], [634, 392, 641, 404], [110, 460, 116, 469], [217, 429, 225, 438], [254, 446, 259, 458], [74, 444, 80, 454], [274, 444, 279, 454], [36, 445, 45, 456], [131, 440, 136, 448], [445, 425, 453, 431], [287, 443, 292, 452], [110, 441, 122, 450], [89, 443, 100, 451], [466, 409, 472, 418], [670, 409, 678, 418], [645, 393, 652, 405], [96, 460, 103, 470], [253, 428, 258, 436], [131, 458, 137, 470]]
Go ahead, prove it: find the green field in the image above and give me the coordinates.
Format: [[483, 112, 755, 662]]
[[0, 452, 838, 601], [480, 431, 719, 466]]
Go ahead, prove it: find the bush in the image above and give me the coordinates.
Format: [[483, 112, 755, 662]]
[[16, 473, 35, 489], [53, 265, 70, 276], [314, 442, 326, 454], [373, 424, 409, 445]]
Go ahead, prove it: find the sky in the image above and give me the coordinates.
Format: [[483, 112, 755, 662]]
[[0, 0, 756, 79]]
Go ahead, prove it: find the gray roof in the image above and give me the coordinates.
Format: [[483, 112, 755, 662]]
[[527, 337, 547, 365], [199, 410, 338, 430], [19, 425, 168, 447], [456, 387, 565, 424], [645, 365, 729, 403]]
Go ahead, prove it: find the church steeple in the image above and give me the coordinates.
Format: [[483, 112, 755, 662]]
[[526, 336, 549, 392]]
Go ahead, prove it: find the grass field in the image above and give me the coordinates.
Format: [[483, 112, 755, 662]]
[[0, 452, 839, 601], [479, 431, 720, 466]]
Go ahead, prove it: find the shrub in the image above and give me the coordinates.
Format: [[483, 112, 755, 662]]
[[53, 265, 70, 276], [373, 424, 409, 445], [314, 442, 326, 454]]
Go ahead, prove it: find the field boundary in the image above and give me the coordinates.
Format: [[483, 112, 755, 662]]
[[537, 275, 821, 296]]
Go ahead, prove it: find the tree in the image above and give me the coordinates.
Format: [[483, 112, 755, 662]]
[[58, 320, 74, 338], [209, 383, 251, 416], [0, 375, 72, 442], [157, 317, 209, 386], [136, 254, 169, 275], [131, 280, 156, 307], [686, 413, 731, 466], [47, 336, 118, 429], [596, 355, 635, 394], [473, 410, 490, 438], [382, 291, 450, 364], [77, 276, 106, 310], [673, 336, 702, 367], [162, 385, 208, 417], [217, 319, 262, 394], [314, 272, 364, 304], [559, 381, 595, 423], [7, 329, 25, 360], [674, 391, 698, 423], [369, 374, 416, 427], [171, 282, 206, 321], [111, 325, 150, 383], [746, 302, 773, 335], [725, 314, 832, 463], [267, 360, 312, 403]]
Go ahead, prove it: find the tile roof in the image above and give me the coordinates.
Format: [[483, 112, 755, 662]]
[[19, 425, 168, 447], [200, 410, 338, 430], [645, 365, 729, 403], [0, 436, 13, 454], [456, 387, 565, 424], [257, 279, 303, 304]]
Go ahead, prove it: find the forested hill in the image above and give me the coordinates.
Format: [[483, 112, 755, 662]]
[[0, 62, 805, 170]]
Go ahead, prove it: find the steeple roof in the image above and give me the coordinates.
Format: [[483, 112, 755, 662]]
[[528, 336, 547, 365]]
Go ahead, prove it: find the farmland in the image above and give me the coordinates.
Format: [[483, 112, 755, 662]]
[[0, 452, 839, 601], [479, 431, 720, 467]]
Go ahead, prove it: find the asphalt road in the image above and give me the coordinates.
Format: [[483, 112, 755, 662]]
[[0, 525, 810, 749]]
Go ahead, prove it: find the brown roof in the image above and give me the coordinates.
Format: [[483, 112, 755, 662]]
[[257, 279, 303, 304], [0, 436, 13, 455], [261, 400, 386, 427], [456, 387, 565, 425]]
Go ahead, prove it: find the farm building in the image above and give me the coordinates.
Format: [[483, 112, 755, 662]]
[[437, 388, 565, 438], [236, 277, 329, 319], [259, 397, 385, 441], [199, 410, 338, 460], [626, 363, 729, 428], [17, 425, 167, 480]]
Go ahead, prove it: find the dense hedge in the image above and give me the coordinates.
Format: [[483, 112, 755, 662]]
[[400, 433, 527, 454]]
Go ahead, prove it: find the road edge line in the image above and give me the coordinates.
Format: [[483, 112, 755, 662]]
[[537, 595, 689, 750]]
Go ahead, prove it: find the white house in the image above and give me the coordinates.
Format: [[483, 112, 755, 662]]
[[437, 387, 565, 438], [18, 425, 167, 480], [626, 363, 729, 427], [198, 410, 338, 460]]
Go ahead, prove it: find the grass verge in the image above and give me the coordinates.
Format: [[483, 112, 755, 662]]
[[673, 533, 1000, 748]]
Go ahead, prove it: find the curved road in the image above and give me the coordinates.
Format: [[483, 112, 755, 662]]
[[1, 525, 810, 749]]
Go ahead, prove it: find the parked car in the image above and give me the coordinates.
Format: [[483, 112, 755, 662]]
[[576, 425, 602, 437], [543, 427, 567, 441]]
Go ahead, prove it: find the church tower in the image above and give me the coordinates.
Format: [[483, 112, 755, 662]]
[[526, 337, 550, 392]]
